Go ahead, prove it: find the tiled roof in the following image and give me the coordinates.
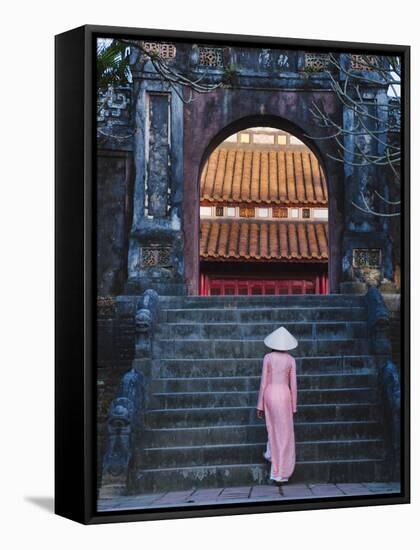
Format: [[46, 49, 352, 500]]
[[200, 148, 328, 205], [200, 220, 328, 261]]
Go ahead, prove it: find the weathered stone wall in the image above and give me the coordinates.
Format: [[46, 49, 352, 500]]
[[96, 298, 137, 486], [97, 152, 133, 295], [96, 82, 134, 296], [383, 294, 402, 369]]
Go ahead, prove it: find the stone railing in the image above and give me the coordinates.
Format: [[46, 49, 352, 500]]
[[366, 286, 392, 356], [135, 289, 159, 357], [365, 286, 400, 479], [100, 289, 160, 497], [101, 368, 144, 496], [378, 359, 401, 479]]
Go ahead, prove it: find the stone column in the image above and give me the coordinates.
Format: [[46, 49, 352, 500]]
[[125, 54, 185, 296], [339, 55, 396, 294]]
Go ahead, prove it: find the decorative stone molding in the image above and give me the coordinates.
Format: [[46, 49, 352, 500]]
[[97, 85, 131, 125], [97, 84, 133, 143]]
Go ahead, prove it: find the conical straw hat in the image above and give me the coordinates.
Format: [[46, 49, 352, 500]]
[[264, 326, 298, 351]]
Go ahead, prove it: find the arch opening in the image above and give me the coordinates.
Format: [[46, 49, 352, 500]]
[[198, 125, 330, 296]]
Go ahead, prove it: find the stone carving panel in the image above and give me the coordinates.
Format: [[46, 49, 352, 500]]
[[352, 248, 383, 286], [353, 248, 381, 268], [146, 93, 170, 217], [141, 247, 172, 268]]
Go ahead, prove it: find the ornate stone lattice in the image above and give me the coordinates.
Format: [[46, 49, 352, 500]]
[[141, 247, 172, 268], [142, 42, 176, 59], [353, 248, 381, 268], [198, 47, 224, 67], [351, 54, 376, 71], [304, 53, 330, 72]]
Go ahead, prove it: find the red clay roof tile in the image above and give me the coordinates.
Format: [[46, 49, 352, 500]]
[[200, 220, 328, 261], [200, 148, 328, 205]]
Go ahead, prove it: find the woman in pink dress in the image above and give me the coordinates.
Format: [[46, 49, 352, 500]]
[[256, 327, 298, 483]]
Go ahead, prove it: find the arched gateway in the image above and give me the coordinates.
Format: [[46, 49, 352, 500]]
[[97, 44, 396, 298], [199, 126, 329, 296], [97, 41, 400, 500], [182, 108, 344, 297]]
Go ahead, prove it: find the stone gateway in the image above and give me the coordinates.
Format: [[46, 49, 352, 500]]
[[96, 41, 401, 502]]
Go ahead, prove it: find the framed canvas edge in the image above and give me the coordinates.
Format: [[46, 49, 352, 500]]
[[55, 24, 411, 526]]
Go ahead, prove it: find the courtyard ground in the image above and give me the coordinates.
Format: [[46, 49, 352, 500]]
[[97, 481, 400, 512]]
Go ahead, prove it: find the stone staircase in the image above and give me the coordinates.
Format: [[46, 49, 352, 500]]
[[130, 295, 390, 493]]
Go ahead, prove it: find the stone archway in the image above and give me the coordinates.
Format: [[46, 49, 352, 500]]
[[183, 102, 344, 295]]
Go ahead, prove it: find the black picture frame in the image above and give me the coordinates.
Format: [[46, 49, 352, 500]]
[[55, 24, 410, 525]]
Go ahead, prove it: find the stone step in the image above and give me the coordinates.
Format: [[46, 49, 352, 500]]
[[138, 439, 386, 469], [145, 403, 379, 428], [131, 459, 390, 493], [151, 373, 376, 393], [150, 388, 376, 409], [124, 292, 390, 493], [154, 356, 376, 377], [125, 281, 186, 296], [154, 338, 371, 359], [158, 295, 366, 309], [143, 421, 383, 447], [157, 321, 367, 341], [163, 306, 367, 323]]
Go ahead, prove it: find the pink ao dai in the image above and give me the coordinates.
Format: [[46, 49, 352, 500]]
[[257, 351, 298, 481]]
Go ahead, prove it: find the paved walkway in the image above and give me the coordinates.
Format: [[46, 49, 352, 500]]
[[98, 482, 400, 512]]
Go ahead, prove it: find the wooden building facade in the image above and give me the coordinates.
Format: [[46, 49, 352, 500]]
[[199, 129, 329, 296]]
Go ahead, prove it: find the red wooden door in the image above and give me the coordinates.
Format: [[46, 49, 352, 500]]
[[200, 275, 328, 296]]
